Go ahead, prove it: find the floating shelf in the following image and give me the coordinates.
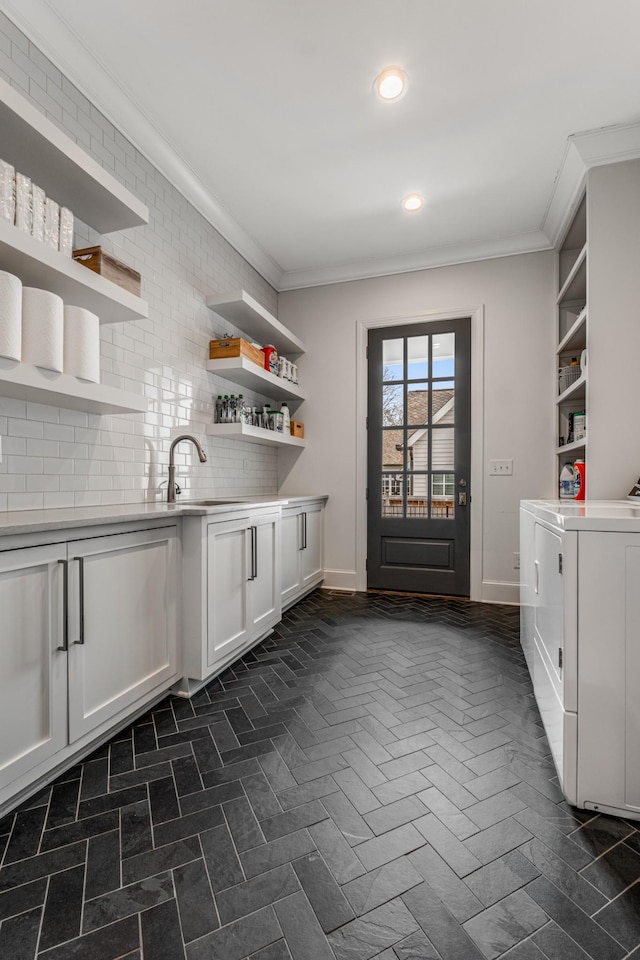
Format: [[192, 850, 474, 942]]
[[556, 245, 586, 305], [557, 373, 587, 405], [0, 219, 148, 324], [557, 308, 587, 355], [206, 422, 306, 448], [206, 290, 306, 357], [206, 356, 306, 403], [556, 438, 587, 456], [0, 360, 148, 415], [0, 77, 148, 233]]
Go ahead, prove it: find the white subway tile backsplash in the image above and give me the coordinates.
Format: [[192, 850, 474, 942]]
[[43, 492, 75, 509], [27, 474, 59, 492], [8, 456, 43, 474], [43, 423, 75, 442], [26, 402, 60, 423], [8, 492, 44, 510], [0, 475, 25, 492], [26, 439, 59, 458]]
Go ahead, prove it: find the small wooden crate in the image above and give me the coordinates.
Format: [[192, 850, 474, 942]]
[[73, 246, 141, 296], [290, 421, 304, 438], [209, 337, 264, 368]]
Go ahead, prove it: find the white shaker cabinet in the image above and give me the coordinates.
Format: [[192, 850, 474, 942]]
[[247, 511, 280, 638], [182, 506, 282, 690], [206, 514, 252, 666], [0, 522, 179, 814], [281, 499, 325, 609], [0, 543, 67, 792], [67, 526, 179, 742]]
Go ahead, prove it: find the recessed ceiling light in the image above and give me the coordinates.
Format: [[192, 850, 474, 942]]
[[374, 66, 407, 101], [401, 193, 424, 212]]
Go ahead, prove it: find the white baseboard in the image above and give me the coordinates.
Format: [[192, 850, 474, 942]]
[[321, 570, 519, 604], [481, 580, 520, 605], [321, 569, 358, 592]]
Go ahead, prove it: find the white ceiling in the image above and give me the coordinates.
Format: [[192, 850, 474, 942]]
[[5, 0, 640, 290]]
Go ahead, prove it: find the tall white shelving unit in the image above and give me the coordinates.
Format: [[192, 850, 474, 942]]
[[0, 77, 150, 415], [556, 194, 587, 465], [554, 158, 640, 499]]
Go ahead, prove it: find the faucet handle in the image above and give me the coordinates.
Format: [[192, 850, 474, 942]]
[[158, 479, 182, 496]]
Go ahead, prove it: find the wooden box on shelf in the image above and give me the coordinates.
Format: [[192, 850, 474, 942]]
[[290, 421, 304, 438], [73, 246, 141, 296], [209, 337, 264, 368]]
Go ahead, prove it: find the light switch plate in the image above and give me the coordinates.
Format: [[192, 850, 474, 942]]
[[490, 459, 513, 475]]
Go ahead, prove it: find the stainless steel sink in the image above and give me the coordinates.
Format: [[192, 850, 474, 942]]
[[182, 499, 246, 506]]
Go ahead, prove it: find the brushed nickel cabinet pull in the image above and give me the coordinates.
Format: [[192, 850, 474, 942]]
[[57, 559, 68, 652], [73, 557, 85, 644]]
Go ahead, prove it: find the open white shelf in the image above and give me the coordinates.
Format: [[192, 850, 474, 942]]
[[556, 438, 587, 456], [0, 219, 148, 324], [556, 244, 586, 305], [0, 360, 148, 415], [207, 422, 306, 448], [206, 356, 305, 403], [557, 308, 587, 355], [0, 77, 148, 233], [557, 372, 587, 405], [206, 290, 306, 357]]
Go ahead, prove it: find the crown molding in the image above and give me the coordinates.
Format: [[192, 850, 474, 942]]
[[278, 230, 552, 290], [543, 121, 640, 248], [0, 0, 285, 290]]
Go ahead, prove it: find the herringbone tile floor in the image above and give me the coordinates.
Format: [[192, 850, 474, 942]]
[[1, 590, 639, 959]]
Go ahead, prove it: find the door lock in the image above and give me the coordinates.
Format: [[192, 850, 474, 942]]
[[459, 479, 467, 487], [458, 492, 467, 506]]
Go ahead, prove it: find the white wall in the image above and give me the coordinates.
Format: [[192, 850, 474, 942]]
[[279, 252, 556, 602]]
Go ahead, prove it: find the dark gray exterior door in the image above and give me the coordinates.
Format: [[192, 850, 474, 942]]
[[367, 318, 471, 596]]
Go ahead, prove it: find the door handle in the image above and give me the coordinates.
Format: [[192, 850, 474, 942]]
[[299, 512, 304, 551], [534, 559, 540, 596], [302, 511, 307, 549], [72, 557, 85, 644], [458, 492, 467, 506], [57, 559, 68, 652]]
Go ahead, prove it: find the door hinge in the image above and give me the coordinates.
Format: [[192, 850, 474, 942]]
[[366, 487, 369, 500], [558, 553, 563, 575], [366, 558, 368, 570], [366, 417, 368, 429], [558, 647, 563, 669], [366, 345, 369, 359]]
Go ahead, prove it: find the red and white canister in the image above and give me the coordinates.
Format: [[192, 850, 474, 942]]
[[261, 344, 278, 375], [573, 459, 586, 501]]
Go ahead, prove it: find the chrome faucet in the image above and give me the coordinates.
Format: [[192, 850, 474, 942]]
[[167, 434, 207, 503]]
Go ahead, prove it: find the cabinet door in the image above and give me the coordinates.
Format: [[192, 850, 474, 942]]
[[281, 507, 302, 605], [67, 526, 179, 742], [249, 512, 281, 637], [301, 504, 324, 588], [207, 516, 250, 667], [534, 521, 564, 691], [0, 544, 67, 793], [578, 532, 640, 814]]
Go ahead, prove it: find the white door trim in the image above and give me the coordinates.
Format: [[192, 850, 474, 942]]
[[356, 307, 485, 600]]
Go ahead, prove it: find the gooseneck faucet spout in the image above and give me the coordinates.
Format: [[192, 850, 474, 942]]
[[167, 434, 207, 503]]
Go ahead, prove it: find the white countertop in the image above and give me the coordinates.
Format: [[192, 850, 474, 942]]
[[0, 494, 328, 537], [521, 499, 640, 531]]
